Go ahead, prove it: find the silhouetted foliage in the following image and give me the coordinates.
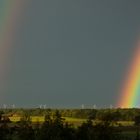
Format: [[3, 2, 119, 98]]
[[77, 119, 95, 140], [135, 115, 140, 126], [0, 108, 139, 139]]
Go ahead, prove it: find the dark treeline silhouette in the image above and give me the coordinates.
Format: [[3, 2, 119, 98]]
[[0, 110, 139, 140], [1, 108, 140, 121]]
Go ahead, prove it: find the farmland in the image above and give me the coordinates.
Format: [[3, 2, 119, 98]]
[[0, 108, 139, 139], [9, 116, 135, 127]]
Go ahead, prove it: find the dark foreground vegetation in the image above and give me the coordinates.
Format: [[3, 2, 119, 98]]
[[0, 108, 140, 139]]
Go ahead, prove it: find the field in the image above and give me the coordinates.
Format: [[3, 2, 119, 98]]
[[1, 108, 140, 139], [9, 116, 86, 126], [8, 116, 138, 138], [9, 116, 134, 127]]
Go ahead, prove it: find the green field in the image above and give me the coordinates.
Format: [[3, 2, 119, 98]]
[[9, 116, 134, 127], [9, 116, 86, 125]]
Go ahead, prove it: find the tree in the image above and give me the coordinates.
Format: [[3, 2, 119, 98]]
[[134, 115, 140, 140], [77, 118, 95, 140], [135, 115, 140, 126]]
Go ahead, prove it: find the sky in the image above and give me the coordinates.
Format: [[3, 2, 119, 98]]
[[1, 0, 140, 108]]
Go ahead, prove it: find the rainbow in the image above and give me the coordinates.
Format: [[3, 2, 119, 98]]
[[117, 40, 140, 108], [0, 1, 26, 98]]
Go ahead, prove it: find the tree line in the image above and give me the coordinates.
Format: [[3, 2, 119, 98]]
[[0, 110, 140, 140], [1, 108, 140, 121]]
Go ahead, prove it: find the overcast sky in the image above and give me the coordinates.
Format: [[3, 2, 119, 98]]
[[3, 0, 140, 108]]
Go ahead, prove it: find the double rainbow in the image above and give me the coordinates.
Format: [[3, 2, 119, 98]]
[[0, 1, 26, 96], [118, 41, 140, 108]]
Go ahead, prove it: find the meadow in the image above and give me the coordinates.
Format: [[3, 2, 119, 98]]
[[0, 108, 139, 139], [7, 115, 139, 140], [9, 116, 135, 127], [9, 116, 87, 126]]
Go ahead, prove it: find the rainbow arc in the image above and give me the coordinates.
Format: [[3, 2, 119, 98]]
[[0, 0, 26, 98], [118, 41, 140, 108]]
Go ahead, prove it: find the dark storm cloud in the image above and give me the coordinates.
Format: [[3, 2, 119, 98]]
[[5, 0, 140, 108]]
